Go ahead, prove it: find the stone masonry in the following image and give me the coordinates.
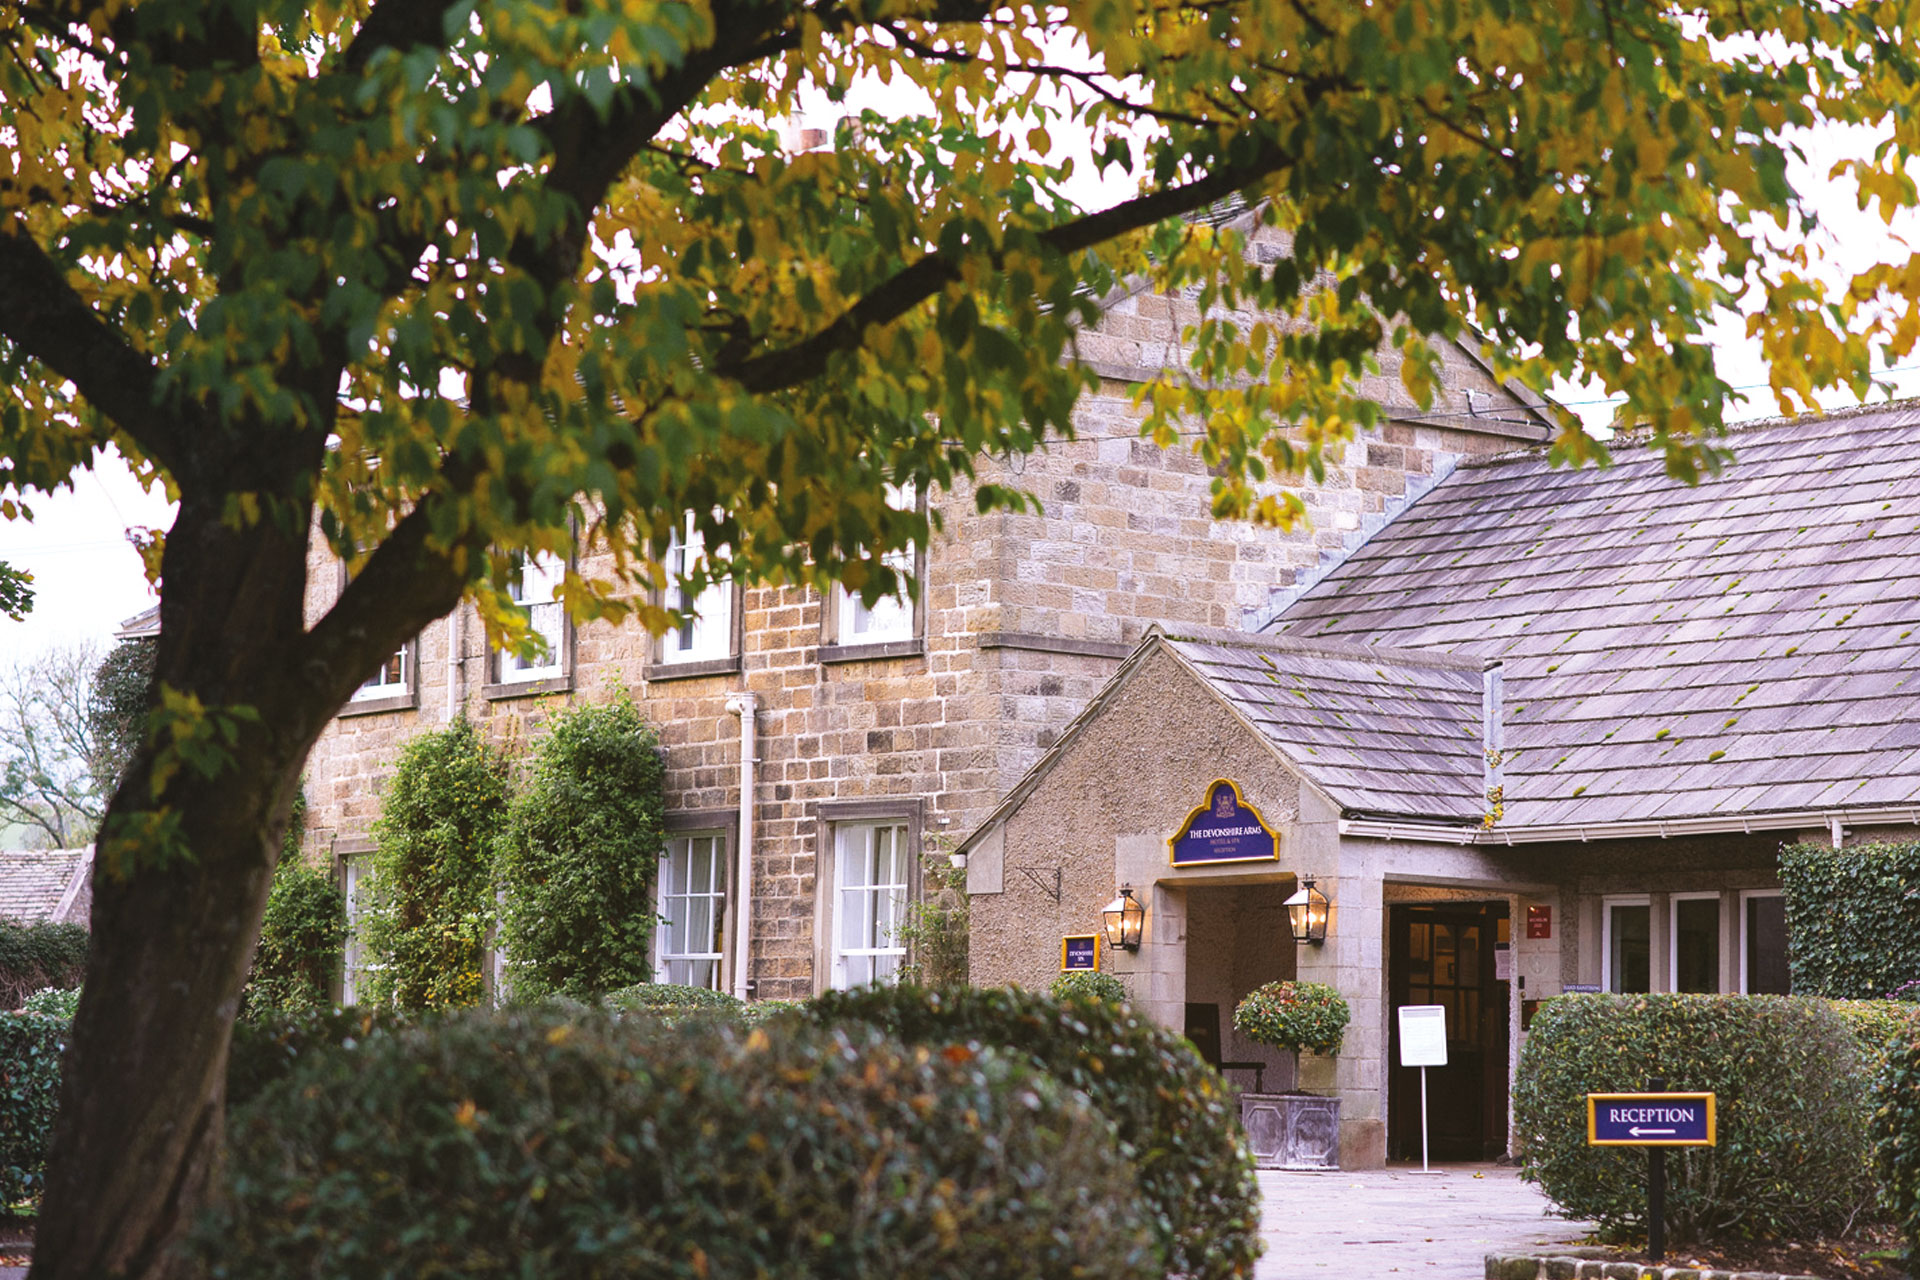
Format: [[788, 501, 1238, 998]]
[[299, 229, 1552, 1001]]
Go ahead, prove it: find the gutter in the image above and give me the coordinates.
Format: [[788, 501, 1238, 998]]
[[1339, 804, 1920, 847]]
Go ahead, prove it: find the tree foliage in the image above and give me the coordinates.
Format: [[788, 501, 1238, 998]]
[[8, 0, 1920, 1271], [495, 695, 665, 1002], [0, 642, 107, 850], [84, 636, 156, 796], [0, 564, 31, 622], [362, 719, 508, 1011]]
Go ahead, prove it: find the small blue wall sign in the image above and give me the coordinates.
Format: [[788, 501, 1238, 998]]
[[1061, 935, 1100, 971], [1169, 779, 1280, 867], [1587, 1093, 1717, 1147]]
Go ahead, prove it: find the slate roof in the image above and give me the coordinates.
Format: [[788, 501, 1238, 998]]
[[0, 847, 91, 924], [1165, 635, 1487, 822], [1267, 403, 1920, 829]]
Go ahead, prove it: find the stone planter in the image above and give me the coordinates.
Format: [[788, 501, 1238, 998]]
[[1240, 1091, 1341, 1170]]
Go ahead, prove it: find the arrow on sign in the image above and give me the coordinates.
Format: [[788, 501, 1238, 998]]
[[1630, 1127, 1676, 1137]]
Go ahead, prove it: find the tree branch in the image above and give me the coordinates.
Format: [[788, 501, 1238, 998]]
[[0, 228, 204, 485], [341, 0, 466, 74], [719, 138, 1292, 393]]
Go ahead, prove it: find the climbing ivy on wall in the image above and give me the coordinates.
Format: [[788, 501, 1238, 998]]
[[1779, 841, 1920, 999], [495, 695, 665, 1002], [243, 791, 348, 1017], [362, 719, 509, 1010]]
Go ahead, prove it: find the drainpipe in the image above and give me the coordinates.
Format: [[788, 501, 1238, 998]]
[[446, 605, 464, 719], [1482, 660, 1505, 822], [726, 693, 758, 1000]]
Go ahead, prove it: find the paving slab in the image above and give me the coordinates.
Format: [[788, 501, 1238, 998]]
[[1255, 1162, 1595, 1279]]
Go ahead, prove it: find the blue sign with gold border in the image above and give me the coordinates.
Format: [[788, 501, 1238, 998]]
[[1061, 935, 1100, 971], [1169, 779, 1280, 867]]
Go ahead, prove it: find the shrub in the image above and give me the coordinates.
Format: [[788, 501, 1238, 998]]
[[85, 634, 155, 792], [1050, 969, 1128, 1004], [1780, 841, 1920, 999], [495, 696, 665, 1000], [225, 1005, 415, 1112], [1233, 980, 1350, 1055], [19, 987, 77, 1019], [1514, 993, 1875, 1243], [0, 1012, 65, 1203], [605, 981, 743, 1022], [201, 1005, 1158, 1279], [1874, 1021, 1920, 1271], [808, 983, 1260, 1280], [1832, 1000, 1920, 1079], [894, 848, 969, 986], [362, 718, 508, 1010], [0, 920, 87, 1009], [243, 791, 348, 1018]]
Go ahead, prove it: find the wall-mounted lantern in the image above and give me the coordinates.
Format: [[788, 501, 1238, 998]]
[[1286, 878, 1329, 943], [1102, 888, 1145, 952]]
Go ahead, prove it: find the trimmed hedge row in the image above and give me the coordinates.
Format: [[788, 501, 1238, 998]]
[[1780, 841, 1920, 999], [1514, 994, 1876, 1243], [0, 1012, 66, 1204], [0, 921, 86, 1011], [1875, 1021, 1920, 1270], [808, 983, 1260, 1280], [202, 1005, 1159, 1279]]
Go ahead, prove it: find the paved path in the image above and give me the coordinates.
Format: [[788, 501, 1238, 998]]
[[1255, 1162, 1595, 1279]]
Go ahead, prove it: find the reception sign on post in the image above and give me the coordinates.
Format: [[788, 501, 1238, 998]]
[[1397, 1004, 1448, 1173], [1169, 779, 1280, 866]]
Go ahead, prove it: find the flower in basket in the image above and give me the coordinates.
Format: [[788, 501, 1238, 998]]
[[1232, 981, 1350, 1056]]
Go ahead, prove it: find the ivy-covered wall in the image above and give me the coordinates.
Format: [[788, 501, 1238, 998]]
[[1779, 841, 1920, 1000]]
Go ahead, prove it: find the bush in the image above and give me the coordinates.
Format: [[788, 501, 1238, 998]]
[[0, 920, 87, 1009], [495, 696, 666, 1001], [201, 1005, 1158, 1279], [1780, 841, 1920, 998], [226, 1005, 415, 1112], [808, 983, 1259, 1280], [1514, 994, 1876, 1243], [894, 849, 969, 986], [19, 987, 77, 1020], [244, 791, 348, 1018], [1050, 970, 1128, 1004], [1833, 1000, 1920, 1078], [0, 1012, 65, 1203], [1874, 1021, 1920, 1271], [363, 718, 508, 1010], [605, 981, 743, 1022], [1232, 980, 1350, 1055]]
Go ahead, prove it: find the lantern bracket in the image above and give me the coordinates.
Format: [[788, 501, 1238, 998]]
[[1014, 865, 1062, 903]]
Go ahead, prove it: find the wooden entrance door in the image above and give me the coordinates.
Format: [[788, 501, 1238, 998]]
[[1387, 902, 1511, 1160]]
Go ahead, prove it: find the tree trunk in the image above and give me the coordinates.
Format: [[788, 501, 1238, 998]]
[[26, 493, 464, 1279]]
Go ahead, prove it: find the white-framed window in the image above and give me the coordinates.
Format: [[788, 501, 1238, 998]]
[[1670, 892, 1722, 994], [830, 820, 912, 988], [1740, 890, 1790, 994], [830, 485, 919, 645], [655, 832, 727, 989], [660, 513, 735, 664], [342, 856, 374, 1004], [1602, 895, 1651, 994], [352, 643, 410, 701], [501, 551, 566, 682]]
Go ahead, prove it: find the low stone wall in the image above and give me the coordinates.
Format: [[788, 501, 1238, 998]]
[[1486, 1254, 1821, 1280]]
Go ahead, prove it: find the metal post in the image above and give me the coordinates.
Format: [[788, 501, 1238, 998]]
[[1647, 1076, 1667, 1262], [1420, 1064, 1430, 1174]]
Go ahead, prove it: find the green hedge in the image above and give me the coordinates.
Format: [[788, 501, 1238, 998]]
[[1050, 970, 1128, 1004], [0, 1012, 65, 1203], [0, 920, 87, 1010], [1780, 841, 1920, 999], [1874, 1020, 1920, 1270], [226, 1005, 414, 1112], [201, 1006, 1158, 1279], [605, 981, 743, 1021], [1514, 994, 1876, 1243], [807, 983, 1260, 1280]]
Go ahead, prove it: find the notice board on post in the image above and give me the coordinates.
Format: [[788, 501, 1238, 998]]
[[1397, 1004, 1448, 1068]]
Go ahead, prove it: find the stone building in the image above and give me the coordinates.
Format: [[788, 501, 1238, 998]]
[[963, 402, 1920, 1168], [299, 216, 1550, 1003]]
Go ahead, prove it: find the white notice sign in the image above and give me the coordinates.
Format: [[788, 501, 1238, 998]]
[[1398, 1004, 1448, 1068]]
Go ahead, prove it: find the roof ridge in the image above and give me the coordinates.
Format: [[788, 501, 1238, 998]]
[[1160, 623, 1485, 672]]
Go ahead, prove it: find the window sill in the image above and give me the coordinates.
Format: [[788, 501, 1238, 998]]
[[818, 638, 925, 665], [647, 654, 742, 681], [338, 692, 418, 718], [482, 674, 573, 701]]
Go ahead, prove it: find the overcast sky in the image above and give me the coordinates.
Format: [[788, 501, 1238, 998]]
[[5, 91, 1918, 668]]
